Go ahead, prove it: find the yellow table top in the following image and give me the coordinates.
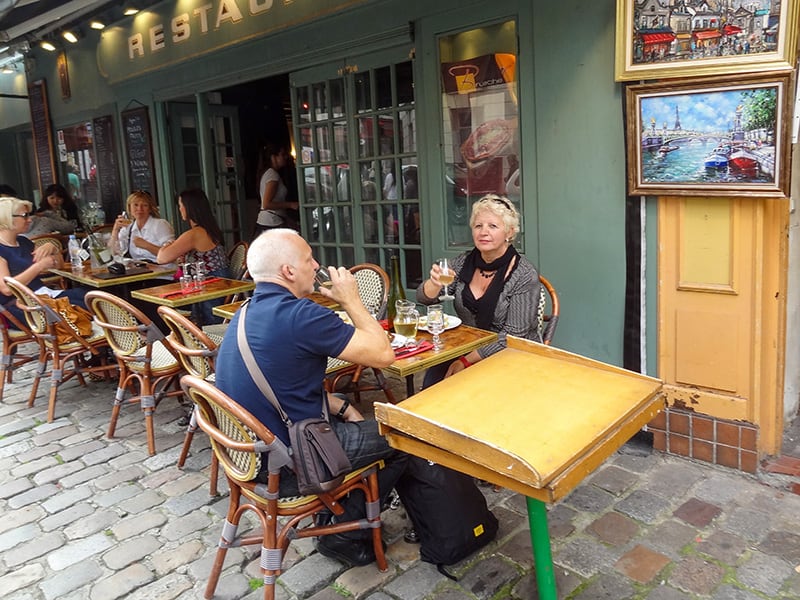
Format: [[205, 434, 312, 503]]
[[131, 278, 255, 308], [212, 291, 340, 320], [51, 264, 177, 288], [375, 337, 664, 502]]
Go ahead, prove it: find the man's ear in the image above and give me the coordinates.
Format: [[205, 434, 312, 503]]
[[280, 263, 295, 281]]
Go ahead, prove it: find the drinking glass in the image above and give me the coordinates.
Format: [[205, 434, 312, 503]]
[[437, 258, 455, 300], [315, 266, 333, 289], [193, 262, 207, 289], [427, 304, 445, 351], [180, 263, 194, 294], [393, 299, 419, 345]]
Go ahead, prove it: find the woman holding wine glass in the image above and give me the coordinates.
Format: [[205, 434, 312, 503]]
[[415, 194, 543, 388], [109, 190, 174, 263]]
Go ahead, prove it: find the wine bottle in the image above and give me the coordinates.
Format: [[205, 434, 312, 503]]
[[386, 254, 405, 332]]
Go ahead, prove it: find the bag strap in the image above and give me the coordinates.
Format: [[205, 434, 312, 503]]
[[236, 300, 293, 427]]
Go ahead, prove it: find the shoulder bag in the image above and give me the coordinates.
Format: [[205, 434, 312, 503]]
[[36, 294, 94, 343], [236, 300, 352, 495]]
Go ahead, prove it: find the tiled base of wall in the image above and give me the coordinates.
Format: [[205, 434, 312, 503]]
[[648, 408, 759, 473]]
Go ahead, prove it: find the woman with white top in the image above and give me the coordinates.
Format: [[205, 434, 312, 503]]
[[254, 143, 299, 235], [110, 190, 174, 262]]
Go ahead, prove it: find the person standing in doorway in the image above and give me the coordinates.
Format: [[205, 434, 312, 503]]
[[254, 143, 299, 236]]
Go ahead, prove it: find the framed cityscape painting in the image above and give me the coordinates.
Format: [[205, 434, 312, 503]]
[[625, 73, 791, 197], [615, 0, 798, 81]]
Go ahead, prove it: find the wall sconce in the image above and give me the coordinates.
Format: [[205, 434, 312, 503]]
[[90, 20, 105, 30], [123, 4, 139, 16], [40, 40, 57, 52], [62, 30, 80, 44]]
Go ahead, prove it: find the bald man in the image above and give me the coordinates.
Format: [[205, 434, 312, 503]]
[[215, 228, 407, 566]]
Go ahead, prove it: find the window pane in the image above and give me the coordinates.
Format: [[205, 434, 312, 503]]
[[354, 71, 371, 113], [396, 61, 414, 106], [378, 112, 395, 156], [313, 82, 328, 121], [375, 66, 392, 110], [333, 121, 348, 161], [398, 110, 416, 153], [358, 116, 375, 157], [297, 87, 311, 123], [330, 79, 345, 118]]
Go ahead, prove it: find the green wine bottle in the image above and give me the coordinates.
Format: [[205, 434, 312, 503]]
[[386, 254, 405, 332]]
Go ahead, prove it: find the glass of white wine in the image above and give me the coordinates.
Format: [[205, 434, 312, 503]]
[[427, 304, 445, 351], [393, 299, 419, 346], [437, 257, 455, 300], [315, 266, 333, 290]]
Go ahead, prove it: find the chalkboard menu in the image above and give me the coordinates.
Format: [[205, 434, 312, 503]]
[[28, 79, 56, 194], [92, 115, 122, 215], [121, 106, 157, 202]]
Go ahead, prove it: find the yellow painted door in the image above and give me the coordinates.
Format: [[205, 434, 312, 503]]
[[658, 196, 787, 454]]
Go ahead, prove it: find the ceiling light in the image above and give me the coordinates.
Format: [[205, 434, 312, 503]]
[[40, 40, 56, 52], [90, 20, 105, 30], [123, 5, 139, 16], [1, 67, 14, 74], [62, 31, 79, 44]]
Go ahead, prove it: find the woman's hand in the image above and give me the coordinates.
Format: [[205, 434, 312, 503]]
[[35, 252, 61, 273], [32, 243, 59, 263]]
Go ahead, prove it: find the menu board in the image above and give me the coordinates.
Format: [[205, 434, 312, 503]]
[[121, 106, 157, 202], [28, 79, 56, 194], [92, 115, 122, 215]]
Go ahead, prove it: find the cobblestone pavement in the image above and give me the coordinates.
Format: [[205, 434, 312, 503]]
[[1, 357, 800, 600]]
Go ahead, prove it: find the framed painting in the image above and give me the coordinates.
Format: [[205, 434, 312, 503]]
[[625, 73, 792, 197], [615, 0, 798, 81]]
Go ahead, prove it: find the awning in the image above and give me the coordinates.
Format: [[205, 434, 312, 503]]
[[722, 24, 742, 36], [641, 32, 676, 44], [694, 30, 721, 40]]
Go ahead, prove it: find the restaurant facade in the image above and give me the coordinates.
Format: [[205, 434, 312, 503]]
[[0, 0, 798, 470]]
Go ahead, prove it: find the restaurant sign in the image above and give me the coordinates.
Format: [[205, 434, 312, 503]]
[[97, 0, 367, 84]]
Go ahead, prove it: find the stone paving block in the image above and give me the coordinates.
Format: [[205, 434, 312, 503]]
[[164, 485, 215, 516], [0, 439, 34, 460], [59, 464, 111, 488], [572, 572, 636, 600], [48, 531, 115, 570], [103, 534, 161, 569], [141, 447, 182, 471], [588, 465, 640, 496], [496, 529, 535, 568], [0, 504, 46, 534], [60, 429, 103, 446], [709, 584, 766, 600], [696, 530, 749, 564], [278, 552, 347, 598], [111, 510, 168, 540], [547, 503, 577, 539], [335, 561, 396, 599], [554, 537, 619, 578], [0, 476, 33, 499], [39, 559, 104, 600], [614, 544, 671, 584], [612, 451, 654, 474], [93, 482, 143, 507], [94, 465, 146, 491], [615, 490, 672, 524], [40, 501, 95, 532], [81, 442, 127, 466], [673, 497, 722, 528], [31, 424, 78, 445], [89, 563, 155, 600], [160, 510, 214, 542], [140, 466, 186, 490], [693, 472, 753, 505], [160, 472, 208, 498], [457, 554, 521, 600], [0, 431, 32, 450], [12, 456, 59, 479], [151, 539, 205, 577], [643, 461, 706, 498], [63, 508, 118, 539], [668, 555, 724, 596], [563, 484, 616, 513], [0, 415, 37, 437], [0, 523, 39, 552], [116, 488, 165, 514], [511, 569, 582, 600], [41, 484, 93, 513], [0, 563, 45, 596], [7, 482, 60, 509], [639, 520, 698, 560], [586, 511, 639, 546], [3, 530, 64, 567], [382, 561, 446, 600], [108, 448, 148, 469], [31, 460, 85, 486], [126, 572, 194, 600], [58, 439, 106, 462], [735, 550, 794, 596], [644, 586, 693, 599], [16, 442, 63, 464], [203, 569, 252, 600], [756, 530, 800, 564], [720, 506, 772, 542]]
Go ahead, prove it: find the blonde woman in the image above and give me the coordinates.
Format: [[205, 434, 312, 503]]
[[110, 190, 174, 262]]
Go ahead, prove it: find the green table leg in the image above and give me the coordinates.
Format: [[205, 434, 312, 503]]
[[526, 496, 557, 600]]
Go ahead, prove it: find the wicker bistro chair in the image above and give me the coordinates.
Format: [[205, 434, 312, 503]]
[[158, 305, 221, 495], [3, 277, 116, 422], [537, 275, 560, 346], [325, 263, 396, 404], [86, 291, 184, 455], [181, 375, 387, 600], [0, 301, 39, 402]]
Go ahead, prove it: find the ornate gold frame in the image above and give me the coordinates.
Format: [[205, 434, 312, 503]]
[[615, 0, 798, 81]]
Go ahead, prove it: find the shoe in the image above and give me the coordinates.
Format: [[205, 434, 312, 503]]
[[403, 528, 420, 544], [316, 534, 377, 566]]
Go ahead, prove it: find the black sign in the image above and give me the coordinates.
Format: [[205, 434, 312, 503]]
[[28, 79, 56, 195], [121, 106, 157, 202], [92, 115, 123, 217]]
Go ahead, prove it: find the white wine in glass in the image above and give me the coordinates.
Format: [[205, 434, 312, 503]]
[[437, 258, 455, 300]]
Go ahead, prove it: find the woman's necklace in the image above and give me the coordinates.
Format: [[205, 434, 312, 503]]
[[479, 269, 496, 279]]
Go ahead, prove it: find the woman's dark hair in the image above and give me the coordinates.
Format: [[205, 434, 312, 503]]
[[257, 142, 285, 180], [178, 188, 224, 245], [0, 184, 18, 196], [41, 183, 79, 221]]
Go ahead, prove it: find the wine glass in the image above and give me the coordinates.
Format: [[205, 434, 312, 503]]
[[437, 258, 455, 301], [427, 304, 445, 351], [315, 266, 333, 290]]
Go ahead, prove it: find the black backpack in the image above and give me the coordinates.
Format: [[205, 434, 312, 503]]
[[395, 456, 499, 578]]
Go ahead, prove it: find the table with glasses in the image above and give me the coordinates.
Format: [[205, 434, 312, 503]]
[[50, 263, 177, 288], [131, 277, 255, 308], [211, 291, 339, 320], [375, 337, 664, 600]]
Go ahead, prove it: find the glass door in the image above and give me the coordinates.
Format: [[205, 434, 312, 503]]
[[291, 47, 421, 289]]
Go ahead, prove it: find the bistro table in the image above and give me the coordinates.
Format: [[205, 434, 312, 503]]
[[131, 277, 255, 308], [375, 337, 664, 600], [212, 291, 339, 320], [50, 263, 177, 288]]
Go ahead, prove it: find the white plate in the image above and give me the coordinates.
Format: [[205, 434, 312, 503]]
[[418, 315, 461, 332], [390, 334, 410, 348]]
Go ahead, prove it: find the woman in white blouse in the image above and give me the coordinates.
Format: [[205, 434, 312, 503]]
[[110, 190, 174, 262]]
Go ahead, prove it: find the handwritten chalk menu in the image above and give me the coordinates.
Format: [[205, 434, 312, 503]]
[[121, 106, 157, 202], [28, 79, 56, 193], [92, 115, 122, 215]]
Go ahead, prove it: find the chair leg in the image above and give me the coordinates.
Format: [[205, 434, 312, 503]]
[[27, 357, 47, 408], [205, 485, 242, 599], [107, 387, 125, 438], [46, 365, 64, 422], [209, 454, 219, 497], [177, 408, 196, 468], [366, 471, 388, 572], [142, 394, 157, 455]]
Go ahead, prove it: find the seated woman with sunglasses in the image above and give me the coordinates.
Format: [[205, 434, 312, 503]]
[[415, 194, 543, 387], [0, 197, 90, 325]]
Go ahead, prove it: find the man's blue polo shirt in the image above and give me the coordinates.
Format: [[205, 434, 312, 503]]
[[215, 282, 354, 446]]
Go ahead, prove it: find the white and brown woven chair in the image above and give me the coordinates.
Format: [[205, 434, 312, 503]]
[[158, 305, 221, 495], [325, 263, 396, 404], [181, 375, 386, 600], [3, 277, 115, 422], [86, 291, 184, 455], [537, 275, 560, 346], [0, 301, 39, 402]]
